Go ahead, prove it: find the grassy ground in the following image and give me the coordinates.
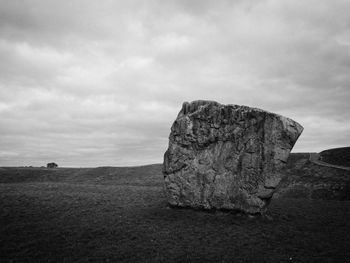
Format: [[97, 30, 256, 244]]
[[1, 159, 350, 262]]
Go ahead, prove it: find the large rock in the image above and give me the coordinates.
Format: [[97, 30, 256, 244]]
[[163, 100, 303, 214]]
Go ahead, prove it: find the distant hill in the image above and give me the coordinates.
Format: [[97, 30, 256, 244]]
[[0, 164, 163, 186], [319, 147, 350, 167], [1, 154, 350, 201]]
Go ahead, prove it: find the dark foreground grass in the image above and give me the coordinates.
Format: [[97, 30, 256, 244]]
[[1, 164, 350, 262]]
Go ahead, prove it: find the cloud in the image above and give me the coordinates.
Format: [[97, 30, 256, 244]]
[[0, 0, 349, 166]]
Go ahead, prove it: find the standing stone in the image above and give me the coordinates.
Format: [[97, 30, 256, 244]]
[[163, 100, 303, 214]]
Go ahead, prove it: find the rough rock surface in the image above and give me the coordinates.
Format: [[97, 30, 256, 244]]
[[163, 100, 303, 213]]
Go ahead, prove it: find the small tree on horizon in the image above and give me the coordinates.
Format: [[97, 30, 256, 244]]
[[47, 162, 58, 168]]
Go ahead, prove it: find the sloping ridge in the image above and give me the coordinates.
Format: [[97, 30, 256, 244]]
[[318, 147, 350, 167], [309, 152, 350, 171], [274, 152, 350, 200]]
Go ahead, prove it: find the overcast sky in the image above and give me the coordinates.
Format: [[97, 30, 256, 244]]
[[0, 0, 349, 167]]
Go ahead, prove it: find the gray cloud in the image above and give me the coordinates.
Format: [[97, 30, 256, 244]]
[[0, 0, 349, 166]]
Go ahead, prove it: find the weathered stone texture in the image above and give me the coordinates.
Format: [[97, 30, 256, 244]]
[[163, 100, 303, 213]]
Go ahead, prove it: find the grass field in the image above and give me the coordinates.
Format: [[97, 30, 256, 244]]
[[1, 156, 350, 262]]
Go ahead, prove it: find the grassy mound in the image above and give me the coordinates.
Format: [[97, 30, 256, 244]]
[[319, 147, 350, 167]]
